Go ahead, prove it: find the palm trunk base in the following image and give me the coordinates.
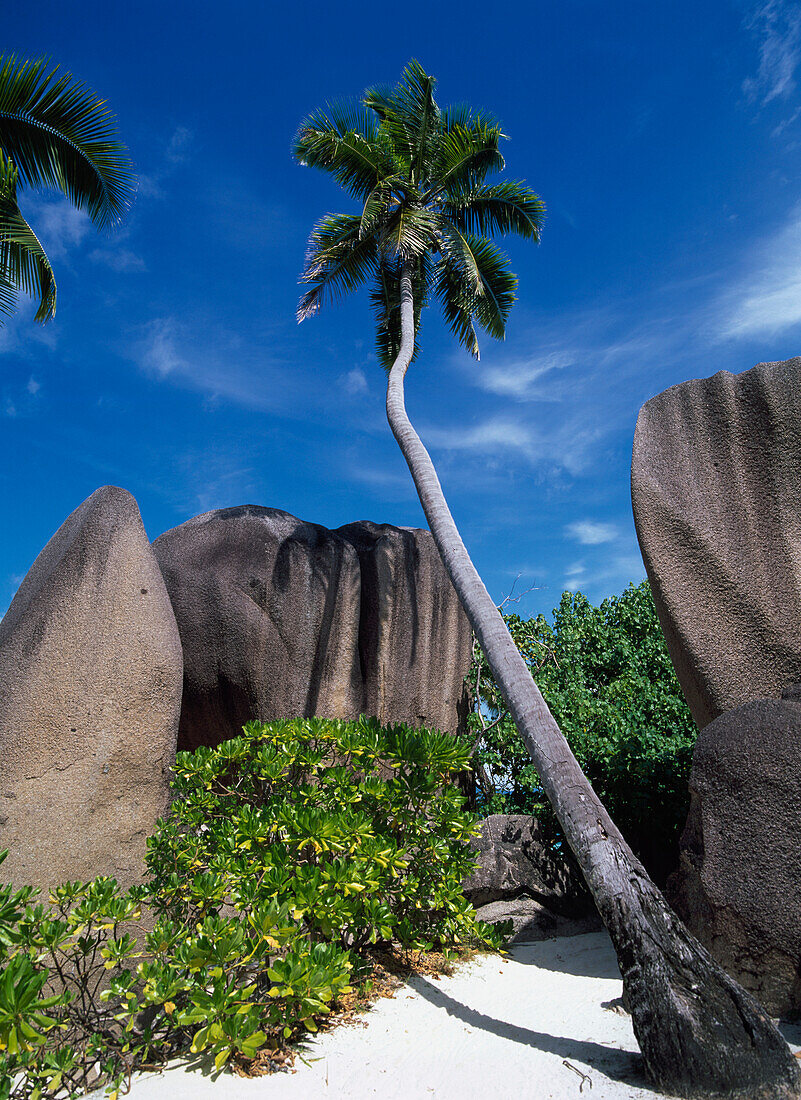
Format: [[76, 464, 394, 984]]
[[600, 864, 801, 1099]]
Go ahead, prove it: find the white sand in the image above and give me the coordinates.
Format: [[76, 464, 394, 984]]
[[93, 931, 801, 1100]]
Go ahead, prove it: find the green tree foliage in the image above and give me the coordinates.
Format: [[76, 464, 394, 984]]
[[294, 60, 544, 365], [0, 718, 504, 1098], [466, 582, 697, 884], [0, 55, 134, 323]]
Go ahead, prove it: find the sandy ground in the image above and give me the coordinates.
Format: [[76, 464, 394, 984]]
[[95, 931, 801, 1100]]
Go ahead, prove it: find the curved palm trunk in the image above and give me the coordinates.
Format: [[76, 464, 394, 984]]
[[386, 264, 801, 1100]]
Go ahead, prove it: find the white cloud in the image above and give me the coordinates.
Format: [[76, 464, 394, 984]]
[[717, 203, 801, 337], [20, 197, 91, 260], [744, 1, 801, 105], [565, 520, 619, 545], [342, 367, 368, 395], [128, 316, 299, 412], [166, 126, 193, 164], [26, 377, 39, 395], [423, 417, 539, 460], [563, 553, 645, 595], [478, 351, 574, 400], [138, 318, 186, 378], [89, 248, 146, 273]]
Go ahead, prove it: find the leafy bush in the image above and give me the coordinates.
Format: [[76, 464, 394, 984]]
[[465, 581, 697, 883], [0, 717, 503, 1098]]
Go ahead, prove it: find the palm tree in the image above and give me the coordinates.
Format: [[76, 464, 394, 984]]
[[0, 55, 134, 324], [295, 62, 801, 1099]]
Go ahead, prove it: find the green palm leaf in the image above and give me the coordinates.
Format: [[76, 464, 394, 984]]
[[294, 103, 387, 200], [467, 235, 518, 340], [370, 255, 430, 369], [298, 213, 377, 320], [295, 60, 545, 362], [0, 54, 134, 228], [444, 180, 545, 240], [433, 257, 480, 359], [0, 147, 55, 322]]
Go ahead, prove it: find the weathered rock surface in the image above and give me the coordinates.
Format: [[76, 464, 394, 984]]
[[631, 356, 801, 729], [463, 814, 593, 916], [474, 898, 602, 943], [152, 506, 472, 751], [666, 690, 801, 1016], [0, 486, 183, 891]]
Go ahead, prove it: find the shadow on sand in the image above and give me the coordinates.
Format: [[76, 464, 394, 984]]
[[509, 930, 624, 980], [406, 971, 657, 1092]]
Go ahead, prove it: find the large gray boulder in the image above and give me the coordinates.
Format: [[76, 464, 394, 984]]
[[463, 814, 592, 914], [152, 506, 472, 750], [666, 690, 801, 1016], [631, 356, 801, 729], [0, 486, 183, 891]]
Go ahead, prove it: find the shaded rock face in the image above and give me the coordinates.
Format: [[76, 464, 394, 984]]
[[152, 506, 472, 751], [463, 815, 594, 918], [0, 486, 183, 891], [666, 691, 801, 1016], [631, 356, 801, 729]]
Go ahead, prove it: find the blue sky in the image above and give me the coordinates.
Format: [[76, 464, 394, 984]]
[[3, 0, 801, 620]]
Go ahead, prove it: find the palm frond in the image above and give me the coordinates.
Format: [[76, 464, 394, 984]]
[[467, 235, 517, 340], [0, 54, 134, 228], [444, 180, 545, 240], [370, 255, 430, 369], [433, 122, 505, 196], [296, 62, 540, 366], [380, 204, 438, 260], [359, 178, 398, 240], [298, 212, 377, 320], [440, 103, 505, 135], [0, 147, 56, 322], [294, 103, 389, 199], [437, 222, 485, 298], [433, 257, 480, 359]]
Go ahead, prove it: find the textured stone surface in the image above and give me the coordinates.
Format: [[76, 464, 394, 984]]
[[152, 506, 472, 751], [666, 691, 801, 1016], [631, 356, 801, 729], [0, 486, 183, 891], [463, 814, 593, 916], [474, 898, 602, 943]]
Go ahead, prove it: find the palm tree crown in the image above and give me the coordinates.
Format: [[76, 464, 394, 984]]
[[294, 61, 544, 366], [0, 55, 135, 323]]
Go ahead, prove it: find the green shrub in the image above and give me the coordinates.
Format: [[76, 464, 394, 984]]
[[0, 716, 504, 1098], [465, 581, 697, 883]]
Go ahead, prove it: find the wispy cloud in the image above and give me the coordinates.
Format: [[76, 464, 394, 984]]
[[341, 367, 368, 395], [19, 197, 91, 260], [565, 520, 619, 545], [128, 316, 298, 411], [2, 372, 43, 418], [166, 126, 193, 164], [564, 553, 645, 595], [478, 351, 574, 400], [89, 247, 146, 273], [421, 410, 609, 479], [717, 202, 801, 337], [136, 126, 194, 202], [423, 417, 539, 459], [744, 1, 801, 105]]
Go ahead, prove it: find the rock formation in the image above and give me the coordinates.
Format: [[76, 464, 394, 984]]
[[0, 486, 183, 891], [631, 356, 801, 729], [152, 506, 472, 751], [463, 814, 591, 913], [667, 689, 801, 1016], [464, 815, 599, 942]]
